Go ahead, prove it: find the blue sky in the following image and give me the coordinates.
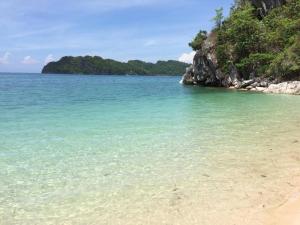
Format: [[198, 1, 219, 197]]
[[0, 0, 233, 73]]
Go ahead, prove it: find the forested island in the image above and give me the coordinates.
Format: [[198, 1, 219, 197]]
[[182, 0, 300, 94], [42, 56, 189, 75]]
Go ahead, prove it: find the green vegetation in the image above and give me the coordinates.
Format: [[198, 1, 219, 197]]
[[189, 30, 208, 51], [192, 0, 300, 81], [42, 56, 189, 75], [212, 7, 224, 29]]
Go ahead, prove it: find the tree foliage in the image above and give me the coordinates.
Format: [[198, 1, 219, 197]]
[[42, 56, 190, 75], [189, 30, 208, 51], [215, 0, 300, 80], [212, 8, 224, 29]]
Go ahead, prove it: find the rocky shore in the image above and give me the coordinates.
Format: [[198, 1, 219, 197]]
[[260, 81, 300, 95], [181, 68, 300, 95], [180, 48, 300, 95], [181, 0, 299, 95], [180, 33, 300, 95]]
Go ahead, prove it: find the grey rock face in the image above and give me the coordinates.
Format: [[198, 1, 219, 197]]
[[258, 81, 269, 87], [180, 34, 228, 87], [193, 51, 220, 86], [240, 80, 256, 89], [180, 0, 289, 90], [251, 0, 286, 16], [180, 66, 196, 85]]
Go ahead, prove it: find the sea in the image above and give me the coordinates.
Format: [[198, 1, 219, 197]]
[[1, 73, 300, 225]]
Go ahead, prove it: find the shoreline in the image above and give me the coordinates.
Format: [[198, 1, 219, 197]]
[[182, 79, 300, 95], [248, 81, 300, 95], [2, 74, 300, 224]]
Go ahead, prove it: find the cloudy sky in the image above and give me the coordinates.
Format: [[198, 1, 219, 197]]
[[0, 0, 233, 73]]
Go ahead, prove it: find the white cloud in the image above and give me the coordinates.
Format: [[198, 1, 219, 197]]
[[44, 54, 55, 65], [21, 56, 38, 65], [0, 52, 11, 64], [178, 51, 196, 64]]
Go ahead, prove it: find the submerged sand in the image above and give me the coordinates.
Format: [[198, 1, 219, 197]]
[[89, 136, 300, 225], [1, 74, 300, 225], [266, 182, 300, 225]]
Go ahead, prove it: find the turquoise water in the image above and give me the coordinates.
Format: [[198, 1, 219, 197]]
[[1, 73, 300, 225]]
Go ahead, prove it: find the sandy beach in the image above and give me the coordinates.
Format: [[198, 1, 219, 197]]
[[1, 74, 300, 225], [267, 185, 300, 225]]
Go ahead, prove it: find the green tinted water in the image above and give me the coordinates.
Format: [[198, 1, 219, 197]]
[[0, 74, 300, 225]]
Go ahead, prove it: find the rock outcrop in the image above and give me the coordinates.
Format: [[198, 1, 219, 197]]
[[180, 0, 300, 95], [242, 81, 300, 95], [263, 81, 300, 95], [181, 33, 231, 87], [181, 32, 239, 88], [250, 0, 286, 16]]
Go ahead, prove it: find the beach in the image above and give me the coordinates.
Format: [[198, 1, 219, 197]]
[[266, 181, 300, 225], [1, 0, 299, 223], [0, 73, 300, 224]]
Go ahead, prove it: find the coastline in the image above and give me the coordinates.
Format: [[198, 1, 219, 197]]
[[244, 81, 300, 95], [181, 0, 299, 97], [2, 74, 300, 224], [181, 78, 300, 95]]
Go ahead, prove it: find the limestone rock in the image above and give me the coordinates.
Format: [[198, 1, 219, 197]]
[[256, 87, 268, 92], [180, 32, 226, 87], [240, 80, 255, 89], [180, 66, 195, 85], [251, 0, 286, 16], [264, 81, 300, 95], [180, 0, 293, 93]]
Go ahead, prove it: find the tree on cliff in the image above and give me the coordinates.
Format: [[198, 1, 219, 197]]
[[220, 0, 299, 79], [189, 30, 208, 51], [188, 0, 300, 81], [234, 0, 248, 8], [212, 7, 224, 29]]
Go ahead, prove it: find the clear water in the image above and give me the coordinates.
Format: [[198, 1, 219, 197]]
[[0, 73, 300, 225]]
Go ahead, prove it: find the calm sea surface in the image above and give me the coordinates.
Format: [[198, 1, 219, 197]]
[[1, 73, 300, 225]]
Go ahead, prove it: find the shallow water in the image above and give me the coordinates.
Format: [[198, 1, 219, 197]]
[[0, 73, 300, 225]]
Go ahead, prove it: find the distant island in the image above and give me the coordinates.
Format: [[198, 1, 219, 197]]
[[42, 56, 189, 75]]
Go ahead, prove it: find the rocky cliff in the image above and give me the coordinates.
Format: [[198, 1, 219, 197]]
[[181, 0, 300, 95], [181, 32, 241, 88], [251, 0, 286, 16]]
